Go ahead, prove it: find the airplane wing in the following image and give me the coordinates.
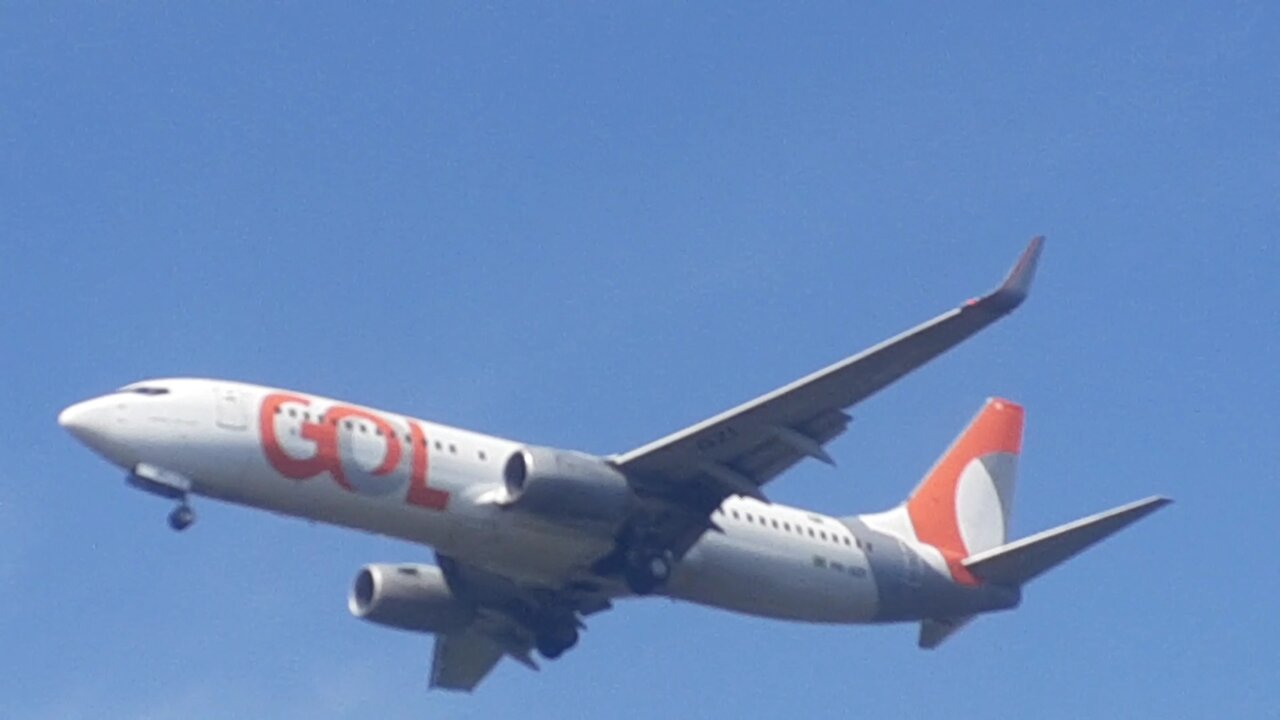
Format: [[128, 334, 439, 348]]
[[430, 628, 508, 692], [428, 553, 612, 692], [612, 238, 1043, 551]]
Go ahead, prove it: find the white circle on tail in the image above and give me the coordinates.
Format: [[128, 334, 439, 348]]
[[954, 454, 1017, 554]]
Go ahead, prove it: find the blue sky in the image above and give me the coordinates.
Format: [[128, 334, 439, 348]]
[[2, 4, 1277, 718]]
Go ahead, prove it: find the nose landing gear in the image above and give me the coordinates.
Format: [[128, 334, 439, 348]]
[[167, 503, 196, 532], [128, 463, 197, 533]]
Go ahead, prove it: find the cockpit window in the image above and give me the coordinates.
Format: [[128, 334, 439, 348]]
[[120, 386, 170, 396]]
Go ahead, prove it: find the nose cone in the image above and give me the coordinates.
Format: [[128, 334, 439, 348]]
[[58, 400, 96, 439], [58, 396, 129, 465]]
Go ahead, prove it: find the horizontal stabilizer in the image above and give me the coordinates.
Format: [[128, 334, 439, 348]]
[[963, 496, 1172, 586]]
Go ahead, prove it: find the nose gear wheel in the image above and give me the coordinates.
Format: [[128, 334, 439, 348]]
[[168, 503, 195, 531]]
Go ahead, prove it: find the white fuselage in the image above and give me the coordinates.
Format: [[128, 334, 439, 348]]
[[60, 378, 883, 624]]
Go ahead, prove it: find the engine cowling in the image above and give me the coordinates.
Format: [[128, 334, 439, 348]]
[[502, 445, 632, 526], [348, 564, 474, 633]]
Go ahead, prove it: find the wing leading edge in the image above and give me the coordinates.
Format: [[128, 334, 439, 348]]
[[614, 238, 1044, 523]]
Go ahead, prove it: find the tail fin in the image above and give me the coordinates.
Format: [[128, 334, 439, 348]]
[[899, 402, 1171, 649], [905, 398, 1023, 582]]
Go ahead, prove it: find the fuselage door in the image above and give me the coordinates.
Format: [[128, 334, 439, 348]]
[[898, 539, 923, 589], [214, 386, 249, 430]]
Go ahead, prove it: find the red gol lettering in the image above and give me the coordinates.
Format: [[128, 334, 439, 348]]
[[259, 392, 449, 510], [406, 420, 449, 510]]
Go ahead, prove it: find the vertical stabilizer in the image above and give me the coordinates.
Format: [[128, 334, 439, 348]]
[[919, 616, 975, 649], [906, 399, 1023, 583]]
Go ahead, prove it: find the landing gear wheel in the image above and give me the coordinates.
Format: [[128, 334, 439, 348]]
[[535, 625, 579, 660], [624, 552, 672, 595], [168, 504, 195, 532]]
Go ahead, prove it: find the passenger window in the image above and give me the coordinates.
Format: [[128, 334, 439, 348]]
[[478, 450, 487, 460], [771, 520, 779, 529], [732, 511, 740, 520], [808, 528, 815, 538]]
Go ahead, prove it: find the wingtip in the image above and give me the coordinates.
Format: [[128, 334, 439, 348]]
[[1120, 495, 1174, 519], [993, 236, 1044, 308]]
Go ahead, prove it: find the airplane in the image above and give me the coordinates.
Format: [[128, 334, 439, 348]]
[[59, 237, 1170, 691]]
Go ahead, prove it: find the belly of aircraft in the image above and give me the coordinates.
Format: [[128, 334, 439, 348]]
[[664, 531, 879, 623]]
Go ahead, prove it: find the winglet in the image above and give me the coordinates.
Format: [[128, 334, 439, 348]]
[[986, 236, 1044, 312]]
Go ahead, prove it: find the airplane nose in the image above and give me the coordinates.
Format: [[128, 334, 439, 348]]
[[58, 400, 92, 436], [58, 397, 116, 447], [59, 395, 140, 470]]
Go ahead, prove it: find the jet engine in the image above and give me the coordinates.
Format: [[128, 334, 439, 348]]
[[348, 564, 474, 633], [501, 445, 632, 526]]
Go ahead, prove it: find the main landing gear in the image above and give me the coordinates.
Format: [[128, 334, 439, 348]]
[[593, 528, 676, 596], [623, 550, 672, 596], [535, 623, 580, 660]]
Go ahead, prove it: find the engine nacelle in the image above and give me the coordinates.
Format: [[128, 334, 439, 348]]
[[502, 445, 632, 526], [348, 564, 474, 633]]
